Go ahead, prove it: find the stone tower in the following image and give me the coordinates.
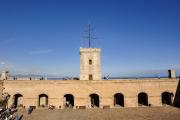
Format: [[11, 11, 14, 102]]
[[80, 47, 101, 80], [168, 69, 176, 78], [1, 70, 9, 80]]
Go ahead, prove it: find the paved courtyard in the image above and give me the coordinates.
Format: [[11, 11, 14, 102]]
[[18, 106, 180, 120]]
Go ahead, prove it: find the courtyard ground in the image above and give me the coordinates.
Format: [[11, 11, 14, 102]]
[[17, 106, 180, 120]]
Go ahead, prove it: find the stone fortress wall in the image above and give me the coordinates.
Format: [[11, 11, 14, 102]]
[[1, 78, 179, 109], [0, 47, 180, 108]]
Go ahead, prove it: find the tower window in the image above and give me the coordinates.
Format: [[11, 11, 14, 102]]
[[89, 59, 92, 65], [89, 74, 93, 80]]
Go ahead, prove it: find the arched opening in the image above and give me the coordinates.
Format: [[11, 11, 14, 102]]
[[90, 94, 99, 108], [162, 92, 173, 105], [114, 93, 124, 107], [138, 92, 148, 106], [64, 94, 74, 108], [13, 94, 23, 107], [39, 94, 48, 107]]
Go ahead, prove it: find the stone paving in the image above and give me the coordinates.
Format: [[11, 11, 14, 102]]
[[18, 106, 180, 120]]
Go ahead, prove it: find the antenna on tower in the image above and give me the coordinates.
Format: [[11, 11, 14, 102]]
[[84, 24, 96, 48], [170, 64, 174, 69]]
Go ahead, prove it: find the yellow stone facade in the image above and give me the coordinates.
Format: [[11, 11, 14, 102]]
[[0, 47, 180, 108], [1, 78, 179, 108], [80, 48, 101, 80]]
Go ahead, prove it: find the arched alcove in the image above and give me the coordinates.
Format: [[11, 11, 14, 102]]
[[90, 93, 99, 108], [114, 93, 124, 107], [138, 92, 148, 106]]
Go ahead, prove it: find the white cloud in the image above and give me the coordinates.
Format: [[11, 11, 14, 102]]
[[29, 49, 54, 55], [1, 62, 5, 65], [1, 38, 16, 44]]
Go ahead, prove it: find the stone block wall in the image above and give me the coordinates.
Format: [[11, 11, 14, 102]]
[[2, 78, 179, 108]]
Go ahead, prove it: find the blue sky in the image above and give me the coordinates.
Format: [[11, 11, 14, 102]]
[[0, 0, 179, 77]]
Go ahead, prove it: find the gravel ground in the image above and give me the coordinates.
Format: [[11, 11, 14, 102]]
[[17, 106, 180, 120]]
